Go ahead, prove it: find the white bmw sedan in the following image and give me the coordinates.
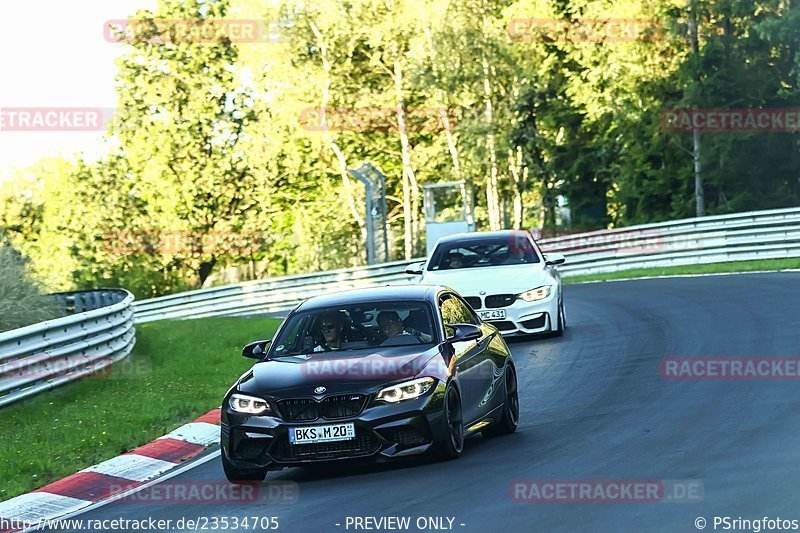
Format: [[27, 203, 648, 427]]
[[410, 230, 566, 337]]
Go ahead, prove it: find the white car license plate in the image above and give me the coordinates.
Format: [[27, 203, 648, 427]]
[[478, 309, 507, 321], [289, 423, 355, 444]]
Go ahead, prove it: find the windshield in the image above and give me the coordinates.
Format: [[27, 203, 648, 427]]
[[428, 236, 541, 271], [270, 301, 437, 357]]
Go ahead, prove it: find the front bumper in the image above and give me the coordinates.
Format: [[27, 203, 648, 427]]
[[221, 386, 447, 471], [468, 291, 559, 336]]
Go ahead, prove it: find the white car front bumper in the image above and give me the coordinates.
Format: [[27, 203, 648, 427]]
[[464, 290, 559, 336]]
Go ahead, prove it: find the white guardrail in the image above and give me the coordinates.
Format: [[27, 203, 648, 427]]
[[0, 289, 135, 408], [133, 206, 800, 323], [134, 261, 419, 322], [536, 205, 800, 275]]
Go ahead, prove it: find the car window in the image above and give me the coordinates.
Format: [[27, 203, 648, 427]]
[[438, 293, 479, 326], [455, 295, 482, 325], [270, 300, 437, 357], [277, 314, 305, 348], [429, 235, 540, 271]]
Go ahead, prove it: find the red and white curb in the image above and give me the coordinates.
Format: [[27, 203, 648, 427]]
[[0, 408, 221, 532]]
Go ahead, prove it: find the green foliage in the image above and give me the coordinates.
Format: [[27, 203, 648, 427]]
[[0, 244, 60, 333], [0, 0, 797, 295]]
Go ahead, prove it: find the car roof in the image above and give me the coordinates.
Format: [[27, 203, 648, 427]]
[[296, 284, 445, 311], [434, 229, 532, 246]]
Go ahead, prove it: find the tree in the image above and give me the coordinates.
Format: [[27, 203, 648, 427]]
[[111, 0, 260, 287]]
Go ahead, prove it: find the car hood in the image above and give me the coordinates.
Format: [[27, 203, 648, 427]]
[[420, 263, 550, 295], [236, 344, 442, 397]]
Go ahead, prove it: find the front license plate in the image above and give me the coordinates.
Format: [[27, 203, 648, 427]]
[[478, 309, 507, 321], [289, 423, 355, 444]]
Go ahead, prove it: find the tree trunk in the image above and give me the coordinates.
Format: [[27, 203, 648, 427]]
[[508, 147, 524, 229], [520, 166, 529, 226], [482, 17, 500, 230], [198, 257, 216, 287], [393, 59, 417, 260], [688, 0, 705, 217], [440, 107, 462, 181], [309, 21, 366, 229]]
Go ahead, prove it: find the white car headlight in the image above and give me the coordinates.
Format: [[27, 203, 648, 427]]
[[518, 285, 552, 302], [229, 393, 271, 415], [376, 377, 436, 403]]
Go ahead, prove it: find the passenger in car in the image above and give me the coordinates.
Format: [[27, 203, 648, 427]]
[[377, 311, 405, 338], [378, 311, 429, 345], [403, 309, 433, 343]]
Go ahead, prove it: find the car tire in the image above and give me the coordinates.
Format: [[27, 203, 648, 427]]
[[482, 365, 519, 437], [436, 384, 464, 460], [222, 454, 268, 483]]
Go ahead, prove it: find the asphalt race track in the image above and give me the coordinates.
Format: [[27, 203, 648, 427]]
[[43, 272, 800, 532]]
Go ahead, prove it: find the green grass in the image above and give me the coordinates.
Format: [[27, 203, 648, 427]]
[[564, 257, 800, 284], [0, 316, 280, 502]]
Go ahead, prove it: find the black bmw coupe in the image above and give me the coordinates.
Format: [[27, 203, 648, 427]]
[[221, 285, 519, 482]]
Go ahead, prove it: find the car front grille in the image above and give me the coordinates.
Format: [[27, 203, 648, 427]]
[[464, 296, 482, 310], [277, 394, 367, 422], [272, 430, 380, 461], [278, 399, 319, 421], [485, 294, 516, 308]]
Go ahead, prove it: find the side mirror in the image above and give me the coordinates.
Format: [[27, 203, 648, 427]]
[[445, 323, 482, 343], [405, 261, 425, 275], [242, 339, 271, 360], [545, 253, 566, 266]]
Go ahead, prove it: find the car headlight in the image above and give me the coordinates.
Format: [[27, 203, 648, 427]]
[[376, 377, 436, 403], [229, 393, 271, 415], [518, 285, 552, 302]]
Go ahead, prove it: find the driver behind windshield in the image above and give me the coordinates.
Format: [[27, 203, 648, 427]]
[[447, 252, 465, 269], [314, 311, 346, 352]]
